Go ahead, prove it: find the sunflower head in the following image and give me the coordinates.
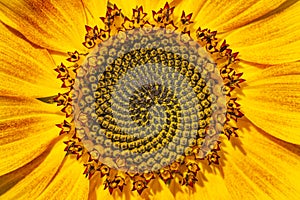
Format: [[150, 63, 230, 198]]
[[54, 1, 244, 196]]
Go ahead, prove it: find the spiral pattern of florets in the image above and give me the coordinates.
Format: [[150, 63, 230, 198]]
[[73, 28, 226, 173], [52, 2, 245, 195]]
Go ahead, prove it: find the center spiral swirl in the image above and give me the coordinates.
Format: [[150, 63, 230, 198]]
[[73, 28, 226, 173]]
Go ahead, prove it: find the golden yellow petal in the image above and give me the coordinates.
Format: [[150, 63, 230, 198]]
[[0, 127, 62, 177], [171, 0, 206, 20], [169, 181, 190, 200], [82, 0, 108, 26], [189, 170, 232, 200], [239, 62, 300, 144], [193, 0, 285, 33], [223, 119, 300, 199], [0, 0, 87, 52], [0, 23, 63, 97], [95, 191, 115, 200], [0, 96, 64, 176], [95, 185, 114, 200], [151, 179, 175, 200], [225, 1, 300, 65], [189, 119, 300, 199], [36, 156, 89, 200], [0, 139, 66, 199], [47, 52, 69, 67], [236, 61, 265, 81], [88, 172, 112, 200]]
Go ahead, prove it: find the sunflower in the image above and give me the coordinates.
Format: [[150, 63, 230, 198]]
[[0, 0, 300, 199]]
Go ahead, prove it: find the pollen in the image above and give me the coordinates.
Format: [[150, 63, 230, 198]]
[[53, 2, 244, 195]]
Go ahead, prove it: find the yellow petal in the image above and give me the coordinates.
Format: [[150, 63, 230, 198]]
[[193, 0, 286, 33], [236, 61, 265, 81], [188, 169, 232, 200], [94, 183, 114, 200], [169, 181, 191, 200], [82, 0, 108, 26], [36, 156, 89, 200], [189, 119, 300, 199], [0, 0, 87, 52], [239, 62, 300, 144], [0, 23, 63, 97], [152, 180, 175, 200], [225, 1, 300, 65], [0, 96, 64, 176], [143, 179, 175, 200], [223, 119, 300, 199], [88, 173, 111, 200], [48, 53, 69, 67], [0, 139, 66, 199], [171, 0, 206, 21]]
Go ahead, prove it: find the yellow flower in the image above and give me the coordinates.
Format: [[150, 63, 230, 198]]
[[0, 0, 300, 200]]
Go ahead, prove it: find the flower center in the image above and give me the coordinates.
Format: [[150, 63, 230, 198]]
[[73, 28, 226, 173], [50, 2, 245, 195]]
